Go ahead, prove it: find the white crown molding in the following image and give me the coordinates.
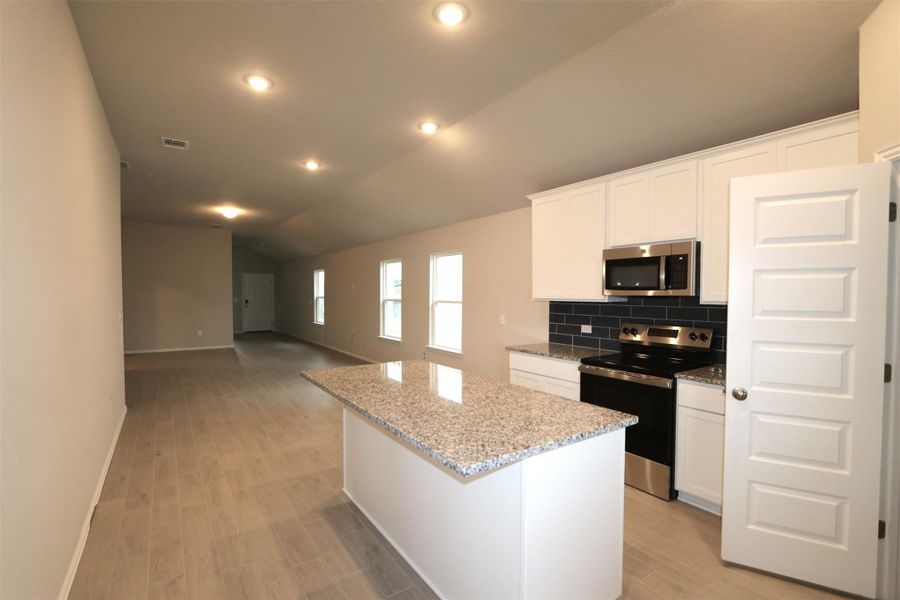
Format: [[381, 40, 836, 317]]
[[875, 142, 900, 163]]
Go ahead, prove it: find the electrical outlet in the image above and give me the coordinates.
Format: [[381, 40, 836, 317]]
[[580, 324, 592, 334], [499, 314, 506, 325], [196, 329, 203, 337]]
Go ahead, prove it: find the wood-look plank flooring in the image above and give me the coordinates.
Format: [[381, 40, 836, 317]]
[[71, 332, 846, 600]]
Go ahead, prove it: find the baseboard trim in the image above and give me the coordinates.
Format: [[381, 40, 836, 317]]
[[276, 330, 376, 364], [60, 404, 127, 600], [124, 344, 234, 355], [677, 491, 722, 516]]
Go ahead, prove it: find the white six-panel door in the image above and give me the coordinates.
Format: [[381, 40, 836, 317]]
[[723, 162, 891, 597]]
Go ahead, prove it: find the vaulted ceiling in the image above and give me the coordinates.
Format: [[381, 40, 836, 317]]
[[70, 0, 878, 260]]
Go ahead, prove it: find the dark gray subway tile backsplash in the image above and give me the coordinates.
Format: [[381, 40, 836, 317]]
[[549, 297, 727, 364]]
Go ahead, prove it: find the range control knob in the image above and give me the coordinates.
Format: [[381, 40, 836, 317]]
[[698, 333, 709, 342], [629, 328, 638, 336], [688, 332, 698, 341], [622, 327, 629, 335]]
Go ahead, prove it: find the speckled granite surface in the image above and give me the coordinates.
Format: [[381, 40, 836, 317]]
[[506, 343, 613, 362], [301, 360, 637, 478], [676, 364, 726, 387]]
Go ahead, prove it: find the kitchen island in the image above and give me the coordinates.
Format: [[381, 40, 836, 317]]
[[301, 360, 636, 600]]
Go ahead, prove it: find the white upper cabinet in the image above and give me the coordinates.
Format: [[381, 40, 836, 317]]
[[649, 160, 699, 242], [775, 118, 858, 171], [607, 159, 698, 247], [699, 143, 777, 304], [531, 193, 569, 299], [568, 187, 607, 298], [606, 173, 649, 246], [530, 112, 858, 302], [699, 117, 857, 304], [531, 183, 613, 301]]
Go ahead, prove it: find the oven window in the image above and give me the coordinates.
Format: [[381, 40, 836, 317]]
[[606, 257, 661, 290]]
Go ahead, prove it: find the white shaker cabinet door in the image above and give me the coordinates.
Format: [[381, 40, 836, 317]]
[[776, 119, 858, 171], [676, 406, 725, 507], [699, 142, 776, 304], [606, 173, 649, 247], [648, 159, 698, 242], [531, 193, 569, 299], [568, 186, 606, 298]]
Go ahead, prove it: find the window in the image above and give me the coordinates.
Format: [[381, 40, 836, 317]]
[[380, 259, 402, 340], [429, 251, 462, 353], [313, 269, 325, 324]]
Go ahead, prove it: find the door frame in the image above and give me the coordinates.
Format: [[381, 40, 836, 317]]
[[875, 143, 900, 600], [240, 272, 275, 333]]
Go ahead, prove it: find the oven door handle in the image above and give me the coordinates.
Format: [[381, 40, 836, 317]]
[[579, 364, 673, 389]]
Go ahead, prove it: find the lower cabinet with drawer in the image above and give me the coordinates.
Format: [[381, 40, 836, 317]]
[[675, 379, 726, 514], [508, 352, 580, 401]]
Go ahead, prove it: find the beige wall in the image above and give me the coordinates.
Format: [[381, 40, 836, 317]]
[[123, 222, 233, 352], [232, 244, 279, 332], [278, 207, 547, 381], [859, 0, 900, 160], [0, 2, 127, 598]]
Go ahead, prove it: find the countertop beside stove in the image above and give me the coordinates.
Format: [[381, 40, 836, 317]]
[[506, 343, 616, 363], [676, 364, 726, 387]]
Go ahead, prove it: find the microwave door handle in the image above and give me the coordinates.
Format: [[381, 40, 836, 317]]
[[659, 256, 667, 290]]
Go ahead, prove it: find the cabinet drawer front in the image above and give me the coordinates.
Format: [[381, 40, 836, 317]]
[[510, 369, 580, 401], [543, 378, 580, 401], [677, 380, 725, 414], [509, 353, 581, 383], [509, 369, 544, 392]]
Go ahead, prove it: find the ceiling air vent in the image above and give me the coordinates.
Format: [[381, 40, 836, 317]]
[[209, 223, 225, 229], [161, 136, 189, 150]]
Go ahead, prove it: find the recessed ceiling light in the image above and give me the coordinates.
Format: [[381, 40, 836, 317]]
[[303, 160, 321, 171], [243, 74, 273, 91], [219, 207, 241, 219], [434, 2, 468, 26], [418, 121, 440, 135]]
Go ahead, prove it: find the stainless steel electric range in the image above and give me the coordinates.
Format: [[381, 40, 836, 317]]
[[579, 322, 714, 500]]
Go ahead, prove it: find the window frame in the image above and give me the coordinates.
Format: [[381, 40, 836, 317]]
[[313, 268, 325, 325], [428, 251, 463, 354], [379, 258, 403, 341]]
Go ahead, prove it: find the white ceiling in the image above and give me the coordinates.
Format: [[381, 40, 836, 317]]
[[70, 0, 877, 260]]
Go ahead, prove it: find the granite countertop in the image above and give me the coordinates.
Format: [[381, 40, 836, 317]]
[[676, 364, 726, 387], [505, 343, 613, 362], [301, 360, 637, 478]]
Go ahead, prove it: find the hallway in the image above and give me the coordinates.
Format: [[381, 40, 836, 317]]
[[70, 334, 843, 600]]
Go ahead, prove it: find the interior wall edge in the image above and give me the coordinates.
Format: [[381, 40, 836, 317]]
[[57, 405, 127, 600]]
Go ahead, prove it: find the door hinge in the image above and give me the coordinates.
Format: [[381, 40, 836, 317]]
[[879, 520, 886, 539], [887, 364, 893, 384], [890, 202, 897, 223]]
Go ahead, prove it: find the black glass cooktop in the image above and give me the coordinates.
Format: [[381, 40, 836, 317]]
[[581, 350, 711, 379]]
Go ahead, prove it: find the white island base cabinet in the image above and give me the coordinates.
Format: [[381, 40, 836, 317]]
[[342, 408, 626, 600]]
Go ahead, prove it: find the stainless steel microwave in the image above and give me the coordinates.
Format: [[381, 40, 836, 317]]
[[602, 241, 699, 297]]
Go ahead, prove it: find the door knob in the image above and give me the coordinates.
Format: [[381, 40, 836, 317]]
[[731, 387, 748, 401]]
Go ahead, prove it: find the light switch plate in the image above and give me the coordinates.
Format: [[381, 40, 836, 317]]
[[580, 324, 591, 334]]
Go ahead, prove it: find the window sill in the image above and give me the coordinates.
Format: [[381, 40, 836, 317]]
[[312, 322, 324, 326], [426, 345, 463, 357], [378, 336, 402, 343]]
